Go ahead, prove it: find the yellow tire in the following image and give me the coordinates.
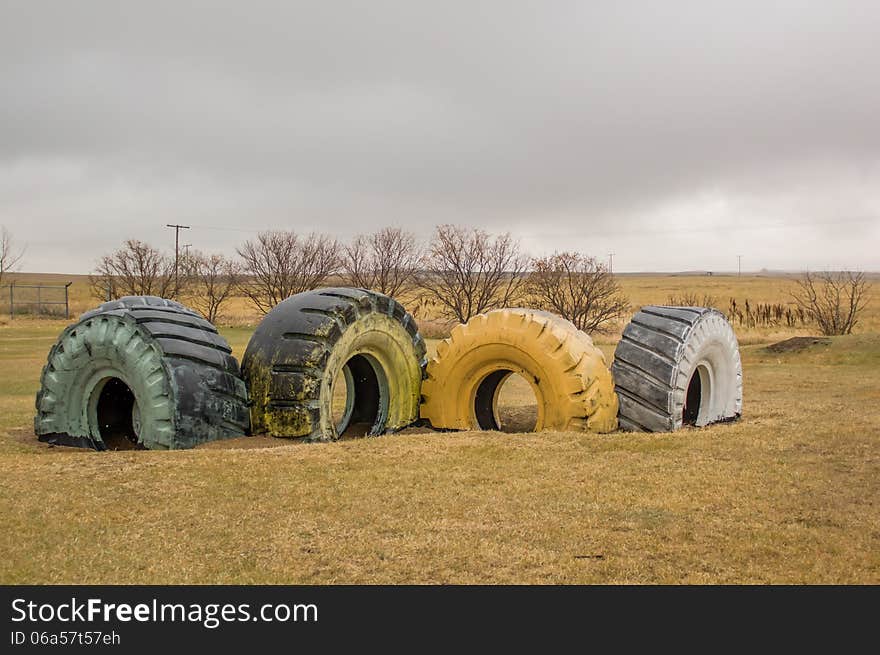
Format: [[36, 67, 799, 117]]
[[420, 308, 618, 433]]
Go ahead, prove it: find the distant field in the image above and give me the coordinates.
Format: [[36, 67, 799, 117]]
[[5, 271, 880, 339], [0, 271, 878, 583]]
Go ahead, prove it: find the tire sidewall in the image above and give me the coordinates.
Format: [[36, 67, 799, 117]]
[[44, 316, 174, 449], [675, 313, 742, 428], [318, 312, 423, 439], [447, 344, 560, 431]]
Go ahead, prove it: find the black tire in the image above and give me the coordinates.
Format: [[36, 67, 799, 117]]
[[34, 296, 250, 450], [611, 306, 742, 432], [242, 287, 426, 441]]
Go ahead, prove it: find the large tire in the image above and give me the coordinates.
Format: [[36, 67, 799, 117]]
[[420, 308, 618, 433], [242, 287, 426, 441], [34, 296, 250, 450], [611, 306, 742, 432]]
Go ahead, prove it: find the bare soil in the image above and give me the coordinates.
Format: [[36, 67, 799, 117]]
[[765, 336, 832, 353]]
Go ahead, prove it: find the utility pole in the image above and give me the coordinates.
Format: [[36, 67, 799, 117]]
[[166, 224, 190, 295], [182, 244, 193, 281], [608, 253, 615, 274], [737, 254, 742, 277]]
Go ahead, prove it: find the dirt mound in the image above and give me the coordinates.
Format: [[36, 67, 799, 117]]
[[765, 336, 831, 353]]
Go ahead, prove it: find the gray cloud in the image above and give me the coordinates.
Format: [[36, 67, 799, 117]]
[[1, 0, 878, 273]]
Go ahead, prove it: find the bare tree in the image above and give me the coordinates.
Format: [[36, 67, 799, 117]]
[[341, 227, 421, 297], [790, 270, 871, 336], [177, 247, 201, 286], [183, 251, 242, 323], [417, 225, 528, 324], [237, 230, 340, 314], [90, 239, 175, 301], [0, 226, 25, 287], [528, 252, 629, 334]]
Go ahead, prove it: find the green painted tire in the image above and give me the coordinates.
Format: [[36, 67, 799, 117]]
[[34, 296, 249, 450]]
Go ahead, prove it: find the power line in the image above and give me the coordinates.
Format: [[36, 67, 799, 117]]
[[517, 216, 879, 240], [181, 216, 878, 242], [188, 224, 264, 233]]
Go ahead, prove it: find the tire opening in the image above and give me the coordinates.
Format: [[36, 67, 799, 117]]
[[331, 354, 388, 438], [474, 370, 538, 433], [683, 368, 702, 426], [95, 377, 141, 450]]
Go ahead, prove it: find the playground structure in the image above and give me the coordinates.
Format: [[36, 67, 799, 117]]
[[33, 289, 742, 450]]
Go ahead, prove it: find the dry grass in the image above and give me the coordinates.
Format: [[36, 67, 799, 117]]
[[0, 274, 878, 583]]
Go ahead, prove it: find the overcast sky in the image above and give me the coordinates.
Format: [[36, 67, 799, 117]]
[[1, 1, 878, 274]]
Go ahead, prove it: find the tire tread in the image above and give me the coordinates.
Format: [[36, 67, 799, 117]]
[[612, 306, 741, 432]]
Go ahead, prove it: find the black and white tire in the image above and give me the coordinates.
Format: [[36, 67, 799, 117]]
[[611, 306, 742, 432], [241, 287, 426, 441], [34, 296, 250, 450]]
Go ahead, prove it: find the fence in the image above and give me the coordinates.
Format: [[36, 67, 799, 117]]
[[3, 282, 73, 319]]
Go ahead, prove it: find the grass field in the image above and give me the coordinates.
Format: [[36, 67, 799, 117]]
[[1, 274, 878, 583], [6, 270, 880, 336]]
